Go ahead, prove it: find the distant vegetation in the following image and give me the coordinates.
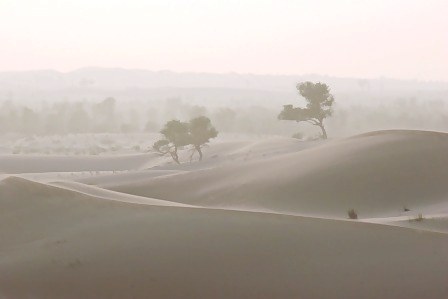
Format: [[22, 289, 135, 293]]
[[0, 97, 295, 136], [348, 208, 358, 219], [279, 82, 334, 139], [1, 80, 448, 141], [153, 116, 218, 164], [411, 213, 424, 222]]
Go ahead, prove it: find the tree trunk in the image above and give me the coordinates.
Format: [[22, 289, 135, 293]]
[[195, 145, 203, 161], [170, 147, 180, 164], [318, 123, 328, 139], [189, 149, 195, 163]]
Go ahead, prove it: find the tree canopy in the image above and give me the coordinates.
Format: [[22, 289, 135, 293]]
[[189, 116, 218, 161], [153, 120, 190, 164]]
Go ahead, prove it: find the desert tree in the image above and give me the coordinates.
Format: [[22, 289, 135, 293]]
[[188, 116, 218, 161], [153, 120, 190, 164], [278, 82, 334, 139]]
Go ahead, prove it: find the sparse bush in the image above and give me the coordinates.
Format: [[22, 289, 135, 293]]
[[414, 213, 424, 222], [347, 208, 358, 219]]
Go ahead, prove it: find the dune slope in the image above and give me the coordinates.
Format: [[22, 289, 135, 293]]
[[0, 153, 156, 174], [76, 169, 184, 188], [51, 180, 192, 207], [105, 130, 448, 218], [1, 177, 448, 299]]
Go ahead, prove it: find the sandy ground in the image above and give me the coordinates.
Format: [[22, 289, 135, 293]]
[[1, 130, 448, 298], [96, 130, 448, 218]]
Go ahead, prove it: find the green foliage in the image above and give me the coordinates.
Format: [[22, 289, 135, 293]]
[[160, 120, 190, 147], [297, 82, 334, 119], [189, 116, 218, 147], [152, 120, 189, 164], [153, 139, 170, 152], [188, 116, 218, 161]]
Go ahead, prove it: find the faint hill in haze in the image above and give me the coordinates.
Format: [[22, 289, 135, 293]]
[[0, 67, 447, 106]]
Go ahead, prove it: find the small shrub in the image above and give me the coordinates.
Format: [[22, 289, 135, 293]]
[[348, 208, 358, 219], [415, 213, 424, 222]]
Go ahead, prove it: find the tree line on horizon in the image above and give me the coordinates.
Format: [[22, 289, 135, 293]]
[[0, 97, 297, 136], [4, 79, 448, 146]]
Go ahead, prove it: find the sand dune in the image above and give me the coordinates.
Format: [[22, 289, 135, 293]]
[[0, 153, 157, 174], [363, 214, 448, 234], [385, 217, 448, 233], [104, 130, 448, 218], [2, 130, 448, 298], [0, 176, 188, 250], [0, 176, 188, 214], [1, 176, 448, 299], [51, 180, 192, 207], [148, 136, 318, 171], [72, 137, 316, 188], [0, 137, 314, 175], [77, 169, 184, 188]]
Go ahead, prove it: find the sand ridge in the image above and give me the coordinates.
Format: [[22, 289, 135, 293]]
[[2, 130, 448, 298], [1, 177, 448, 298], [94, 130, 448, 219]]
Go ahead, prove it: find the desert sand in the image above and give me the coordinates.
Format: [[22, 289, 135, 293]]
[[1, 130, 448, 298]]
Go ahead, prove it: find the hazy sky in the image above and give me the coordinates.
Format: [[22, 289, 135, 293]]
[[1, 0, 447, 80]]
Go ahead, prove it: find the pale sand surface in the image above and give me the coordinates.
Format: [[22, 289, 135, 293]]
[[1, 130, 448, 298], [51, 180, 193, 207], [76, 170, 186, 188], [0, 153, 157, 174], [99, 130, 448, 219]]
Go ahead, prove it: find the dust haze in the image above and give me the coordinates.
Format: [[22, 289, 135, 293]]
[[1, 69, 447, 154], [1, 1, 448, 298]]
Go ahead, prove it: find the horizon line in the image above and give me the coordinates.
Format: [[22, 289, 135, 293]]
[[0, 66, 447, 84]]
